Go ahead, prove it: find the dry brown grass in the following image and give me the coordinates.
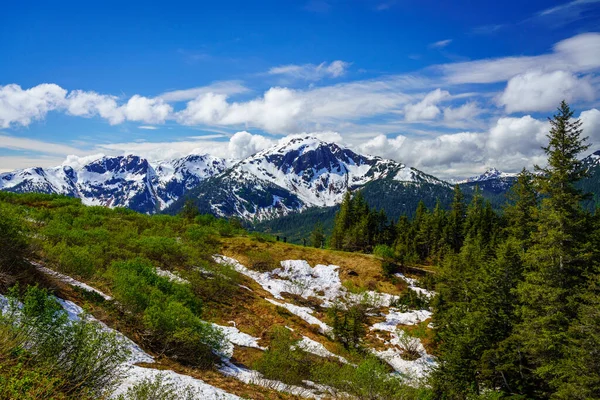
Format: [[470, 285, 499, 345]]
[[220, 236, 407, 296]]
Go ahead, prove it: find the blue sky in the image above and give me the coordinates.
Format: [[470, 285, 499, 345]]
[[1, 0, 600, 178]]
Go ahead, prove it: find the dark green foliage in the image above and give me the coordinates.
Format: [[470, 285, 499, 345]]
[[253, 326, 312, 385], [107, 259, 224, 367], [0, 203, 29, 282], [429, 102, 600, 398], [392, 288, 429, 312], [0, 286, 129, 398], [515, 101, 594, 397], [328, 302, 368, 349], [310, 221, 326, 248], [330, 191, 395, 253]]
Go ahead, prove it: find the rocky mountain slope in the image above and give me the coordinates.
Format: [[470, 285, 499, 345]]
[[1, 136, 449, 220], [0, 153, 230, 214], [166, 136, 450, 220]]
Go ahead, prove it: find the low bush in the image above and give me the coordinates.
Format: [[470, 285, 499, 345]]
[[107, 259, 225, 367], [0, 285, 130, 398]]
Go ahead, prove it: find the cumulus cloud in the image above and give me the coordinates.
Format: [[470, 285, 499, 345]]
[[498, 70, 594, 113], [227, 131, 274, 159], [404, 89, 450, 122], [268, 60, 350, 81], [581, 108, 600, 144], [0, 83, 173, 127], [0, 84, 67, 128], [486, 116, 548, 156]]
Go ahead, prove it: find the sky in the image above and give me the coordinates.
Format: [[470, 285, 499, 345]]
[[1, 0, 600, 179]]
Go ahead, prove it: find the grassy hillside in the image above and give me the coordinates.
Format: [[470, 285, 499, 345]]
[[0, 192, 436, 399]]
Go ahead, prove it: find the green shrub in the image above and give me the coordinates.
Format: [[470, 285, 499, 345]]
[[253, 326, 312, 385], [391, 288, 430, 311], [107, 259, 224, 367], [246, 250, 277, 272], [0, 204, 28, 278], [0, 285, 130, 397], [327, 302, 368, 349], [117, 374, 207, 400]]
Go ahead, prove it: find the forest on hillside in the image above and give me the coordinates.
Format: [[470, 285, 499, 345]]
[[318, 101, 600, 398]]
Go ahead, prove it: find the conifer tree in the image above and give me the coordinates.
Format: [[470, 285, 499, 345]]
[[503, 168, 538, 249], [446, 185, 466, 252], [330, 192, 352, 249], [310, 222, 325, 248], [516, 101, 592, 396]]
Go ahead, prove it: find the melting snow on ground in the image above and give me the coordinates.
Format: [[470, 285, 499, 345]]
[[219, 358, 322, 399], [296, 336, 348, 364], [372, 309, 432, 331], [212, 322, 266, 357], [265, 298, 332, 334], [214, 255, 400, 308], [371, 330, 437, 381], [395, 273, 435, 299], [113, 366, 243, 399], [31, 261, 113, 301], [155, 267, 189, 284]]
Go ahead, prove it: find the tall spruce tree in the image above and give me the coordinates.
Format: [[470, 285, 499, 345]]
[[516, 101, 593, 397], [330, 192, 352, 249], [503, 168, 538, 249], [446, 185, 466, 252]]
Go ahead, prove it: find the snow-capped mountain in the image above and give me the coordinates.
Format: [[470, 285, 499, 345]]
[[167, 136, 450, 220], [458, 168, 518, 194], [0, 154, 231, 214], [1, 136, 451, 219]]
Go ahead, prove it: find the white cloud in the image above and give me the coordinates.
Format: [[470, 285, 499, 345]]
[[120, 95, 172, 124], [580, 108, 600, 144], [487, 115, 548, 156], [138, 125, 158, 130], [159, 81, 249, 102], [443, 102, 482, 122], [435, 32, 600, 84], [0, 134, 84, 155], [498, 70, 595, 113], [227, 131, 274, 159], [404, 89, 450, 122], [0, 84, 67, 128], [268, 60, 350, 81], [430, 39, 452, 49]]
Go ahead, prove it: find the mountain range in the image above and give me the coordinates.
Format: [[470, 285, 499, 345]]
[[4, 137, 600, 235]]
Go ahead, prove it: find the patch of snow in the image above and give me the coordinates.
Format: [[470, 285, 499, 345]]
[[371, 330, 436, 381], [212, 323, 265, 357], [113, 365, 243, 400], [296, 336, 348, 364], [155, 268, 189, 284], [31, 261, 112, 301], [371, 309, 432, 331], [395, 273, 435, 299], [219, 358, 322, 399], [265, 298, 332, 334]]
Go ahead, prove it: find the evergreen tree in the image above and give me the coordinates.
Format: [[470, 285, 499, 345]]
[[446, 185, 466, 252], [516, 101, 593, 396], [310, 222, 325, 248], [330, 192, 352, 249], [180, 199, 200, 220], [503, 169, 538, 248]]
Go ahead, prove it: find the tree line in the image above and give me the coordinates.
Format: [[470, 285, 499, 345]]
[[318, 101, 600, 398]]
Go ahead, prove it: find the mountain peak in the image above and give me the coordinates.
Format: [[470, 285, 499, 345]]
[[462, 168, 516, 183]]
